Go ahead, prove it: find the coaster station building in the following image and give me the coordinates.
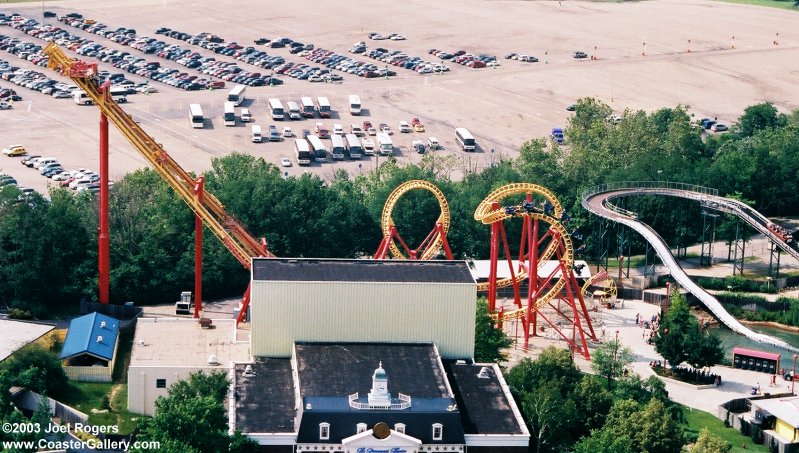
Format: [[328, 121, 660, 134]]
[[130, 258, 529, 452]]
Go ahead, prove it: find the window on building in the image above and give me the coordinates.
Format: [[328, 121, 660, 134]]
[[357, 423, 367, 434], [394, 423, 406, 434], [156, 379, 166, 389], [432, 423, 443, 440], [319, 422, 330, 440]]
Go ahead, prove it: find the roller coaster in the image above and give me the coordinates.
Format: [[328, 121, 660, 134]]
[[44, 43, 271, 324], [582, 181, 799, 353], [374, 180, 453, 260], [375, 182, 597, 357]]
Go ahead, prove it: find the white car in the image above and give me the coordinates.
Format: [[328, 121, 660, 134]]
[[351, 125, 364, 136], [280, 157, 292, 167], [333, 124, 344, 135], [361, 138, 375, 153], [389, 35, 406, 41], [282, 126, 293, 138], [398, 121, 412, 133], [52, 172, 73, 181]]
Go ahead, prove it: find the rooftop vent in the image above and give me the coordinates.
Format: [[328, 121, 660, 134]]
[[243, 365, 255, 377], [455, 360, 467, 365], [447, 404, 458, 411], [207, 355, 220, 366], [305, 403, 312, 410], [96, 335, 103, 343], [477, 366, 491, 379], [100, 321, 106, 328]]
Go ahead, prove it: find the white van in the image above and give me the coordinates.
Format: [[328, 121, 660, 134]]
[[241, 109, 252, 123], [251, 125, 263, 143], [427, 137, 440, 150], [33, 157, 58, 169]]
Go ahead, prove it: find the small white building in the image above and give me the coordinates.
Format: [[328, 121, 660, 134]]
[[127, 318, 250, 415]]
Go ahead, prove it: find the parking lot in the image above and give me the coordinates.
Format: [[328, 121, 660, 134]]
[[0, 0, 798, 196]]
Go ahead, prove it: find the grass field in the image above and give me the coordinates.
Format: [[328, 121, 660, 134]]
[[683, 407, 769, 452]]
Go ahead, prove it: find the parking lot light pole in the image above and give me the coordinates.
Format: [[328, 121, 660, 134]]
[[793, 354, 798, 395]]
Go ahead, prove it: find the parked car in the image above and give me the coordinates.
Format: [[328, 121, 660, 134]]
[[427, 137, 440, 150], [573, 51, 588, 59], [398, 121, 412, 133], [412, 140, 425, 154], [712, 123, 728, 132], [566, 104, 577, 111], [2, 144, 26, 156], [280, 157, 292, 167]]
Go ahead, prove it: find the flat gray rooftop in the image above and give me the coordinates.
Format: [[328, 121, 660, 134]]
[[252, 258, 475, 284], [0, 320, 54, 362], [130, 318, 250, 367]]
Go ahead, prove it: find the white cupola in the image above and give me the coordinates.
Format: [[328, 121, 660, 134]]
[[367, 361, 391, 407]]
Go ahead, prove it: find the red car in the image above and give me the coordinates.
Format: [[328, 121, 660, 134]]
[[362, 120, 373, 130]]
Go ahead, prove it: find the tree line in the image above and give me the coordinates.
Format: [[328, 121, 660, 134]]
[[1, 101, 798, 314]]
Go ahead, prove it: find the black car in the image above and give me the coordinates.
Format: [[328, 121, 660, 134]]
[[566, 104, 577, 111], [573, 51, 588, 59], [43, 11, 57, 18]]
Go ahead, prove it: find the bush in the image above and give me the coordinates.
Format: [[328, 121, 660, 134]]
[[697, 275, 776, 293], [8, 308, 33, 320]]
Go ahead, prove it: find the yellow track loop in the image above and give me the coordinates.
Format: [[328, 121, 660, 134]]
[[381, 180, 450, 260], [581, 272, 617, 302], [474, 184, 565, 292], [473, 183, 563, 225]]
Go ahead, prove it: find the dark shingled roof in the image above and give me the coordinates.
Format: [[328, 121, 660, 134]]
[[294, 342, 450, 399], [445, 361, 524, 435], [297, 398, 465, 444], [235, 359, 296, 433], [252, 258, 475, 284]]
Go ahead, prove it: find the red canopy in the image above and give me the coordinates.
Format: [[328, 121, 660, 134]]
[[733, 347, 780, 361]]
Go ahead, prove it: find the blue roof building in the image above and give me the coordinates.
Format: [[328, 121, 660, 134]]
[[60, 312, 120, 382]]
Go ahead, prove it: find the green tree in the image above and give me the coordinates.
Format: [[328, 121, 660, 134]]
[[687, 428, 732, 453], [522, 384, 577, 452], [654, 291, 694, 367], [736, 102, 784, 138], [473, 299, 512, 363], [0, 344, 68, 399], [634, 398, 685, 453], [573, 427, 634, 453], [577, 399, 684, 453], [591, 339, 634, 389], [132, 371, 258, 453], [570, 375, 613, 436], [654, 291, 723, 370], [506, 347, 582, 399]]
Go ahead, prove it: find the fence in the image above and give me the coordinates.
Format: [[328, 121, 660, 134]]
[[12, 389, 88, 425], [80, 299, 142, 320]]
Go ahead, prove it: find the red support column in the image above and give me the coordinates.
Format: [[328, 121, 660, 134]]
[[487, 202, 501, 313], [98, 110, 110, 304], [193, 177, 204, 318]]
